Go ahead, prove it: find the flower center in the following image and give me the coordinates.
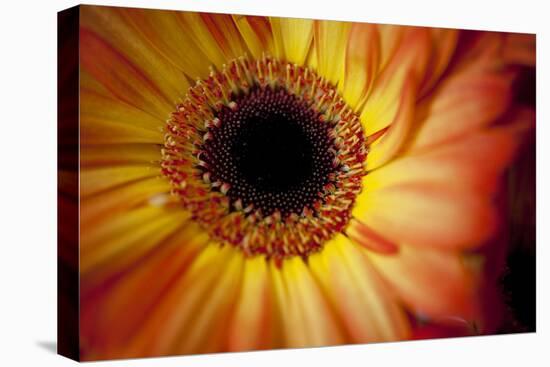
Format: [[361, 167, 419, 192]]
[[162, 56, 367, 260], [201, 87, 337, 218]]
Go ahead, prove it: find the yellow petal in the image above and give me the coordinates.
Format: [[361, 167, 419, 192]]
[[81, 165, 160, 197], [271, 258, 345, 347], [171, 250, 244, 354], [80, 89, 164, 145], [342, 22, 380, 110], [305, 40, 318, 70], [314, 19, 351, 86], [366, 73, 416, 170], [360, 27, 430, 135], [270, 17, 314, 65], [310, 235, 410, 342], [80, 119, 162, 145], [81, 144, 161, 168], [80, 205, 188, 281], [81, 176, 172, 227]]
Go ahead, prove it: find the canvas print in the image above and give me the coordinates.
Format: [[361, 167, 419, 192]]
[[57, 4, 536, 361]]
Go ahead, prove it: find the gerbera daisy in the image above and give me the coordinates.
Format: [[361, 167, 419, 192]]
[[66, 4, 534, 360]]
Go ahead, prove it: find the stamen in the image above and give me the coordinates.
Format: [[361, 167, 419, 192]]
[[162, 55, 368, 260]]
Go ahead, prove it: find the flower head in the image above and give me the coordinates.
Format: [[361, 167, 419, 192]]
[[76, 5, 535, 360]]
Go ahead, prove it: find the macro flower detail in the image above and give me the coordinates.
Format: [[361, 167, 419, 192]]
[[76, 5, 535, 360], [162, 57, 366, 259]]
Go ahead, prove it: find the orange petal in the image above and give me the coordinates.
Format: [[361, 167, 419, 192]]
[[81, 6, 189, 103], [123, 245, 241, 357], [360, 27, 431, 135], [342, 22, 380, 110], [410, 71, 513, 151], [353, 182, 497, 250], [366, 245, 482, 321], [366, 73, 416, 170], [364, 123, 525, 196], [120, 8, 214, 79], [377, 24, 405, 69], [198, 13, 248, 61], [80, 222, 207, 359], [502, 32, 536, 66], [80, 28, 173, 120], [233, 15, 273, 59], [418, 28, 459, 97], [450, 31, 505, 73], [226, 256, 279, 351], [309, 235, 410, 342], [171, 250, 244, 354], [173, 12, 229, 70], [346, 218, 399, 254]]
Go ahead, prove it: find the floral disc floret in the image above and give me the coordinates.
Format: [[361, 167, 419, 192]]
[[162, 55, 367, 259]]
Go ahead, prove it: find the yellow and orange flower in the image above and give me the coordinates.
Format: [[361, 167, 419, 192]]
[[75, 5, 535, 360]]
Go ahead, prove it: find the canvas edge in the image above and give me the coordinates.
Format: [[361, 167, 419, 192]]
[[58, 4, 81, 362]]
